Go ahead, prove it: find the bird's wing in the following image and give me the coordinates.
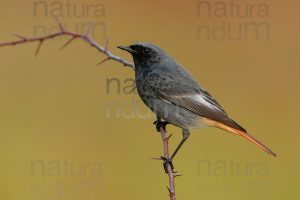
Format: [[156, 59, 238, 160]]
[[151, 77, 246, 132]]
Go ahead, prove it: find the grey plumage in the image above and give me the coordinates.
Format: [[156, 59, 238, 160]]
[[118, 42, 276, 157], [128, 42, 244, 131]]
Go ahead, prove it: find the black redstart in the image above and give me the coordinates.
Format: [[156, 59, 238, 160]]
[[118, 43, 276, 161]]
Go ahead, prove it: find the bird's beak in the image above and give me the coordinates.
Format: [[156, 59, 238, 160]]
[[117, 45, 137, 54]]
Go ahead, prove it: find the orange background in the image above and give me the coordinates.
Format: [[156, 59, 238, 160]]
[[0, 0, 299, 199]]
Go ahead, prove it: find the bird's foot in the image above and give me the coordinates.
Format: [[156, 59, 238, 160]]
[[153, 120, 169, 132]]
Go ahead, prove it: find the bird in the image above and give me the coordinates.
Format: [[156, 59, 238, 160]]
[[118, 42, 276, 162]]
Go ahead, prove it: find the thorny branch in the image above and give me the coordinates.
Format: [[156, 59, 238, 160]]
[[0, 18, 134, 68], [0, 18, 177, 200], [159, 127, 176, 200]]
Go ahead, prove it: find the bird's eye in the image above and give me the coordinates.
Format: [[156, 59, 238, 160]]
[[143, 49, 149, 54]]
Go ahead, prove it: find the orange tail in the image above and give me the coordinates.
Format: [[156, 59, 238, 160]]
[[202, 118, 277, 157], [234, 129, 276, 157]]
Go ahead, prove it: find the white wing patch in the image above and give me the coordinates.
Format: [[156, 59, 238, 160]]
[[192, 94, 216, 109], [161, 93, 221, 111]]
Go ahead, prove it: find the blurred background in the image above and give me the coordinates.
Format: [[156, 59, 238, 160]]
[[0, 0, 299, 199]]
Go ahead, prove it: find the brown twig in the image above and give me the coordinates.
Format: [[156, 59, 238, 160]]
[[159, 127, 176, 200], [0, 19, 134, 69], [0, 18, 177, 200]]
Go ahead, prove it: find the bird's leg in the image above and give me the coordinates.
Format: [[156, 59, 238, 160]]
[[170, 129, 190, 161]]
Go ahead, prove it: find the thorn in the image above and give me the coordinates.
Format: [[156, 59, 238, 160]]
[[104, 38, 109, 51], [35, 39, 43, 56], [174, 174, 183, 178], [160, 156, 167, 161], [167, 134, 172, 140], [54, 16, 64, 33], [151, 157, 163, 161], [60, 36, 77, 50], [97, 57, 111, 66], [166, 187, 171, 195], [13, 33, 26, 40], [85, 23, 93, 36]]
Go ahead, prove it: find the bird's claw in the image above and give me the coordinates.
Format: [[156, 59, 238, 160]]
[[153, 120, 169, 132]]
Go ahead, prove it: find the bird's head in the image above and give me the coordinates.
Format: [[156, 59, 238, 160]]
[[118, 42, 167, 70]]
